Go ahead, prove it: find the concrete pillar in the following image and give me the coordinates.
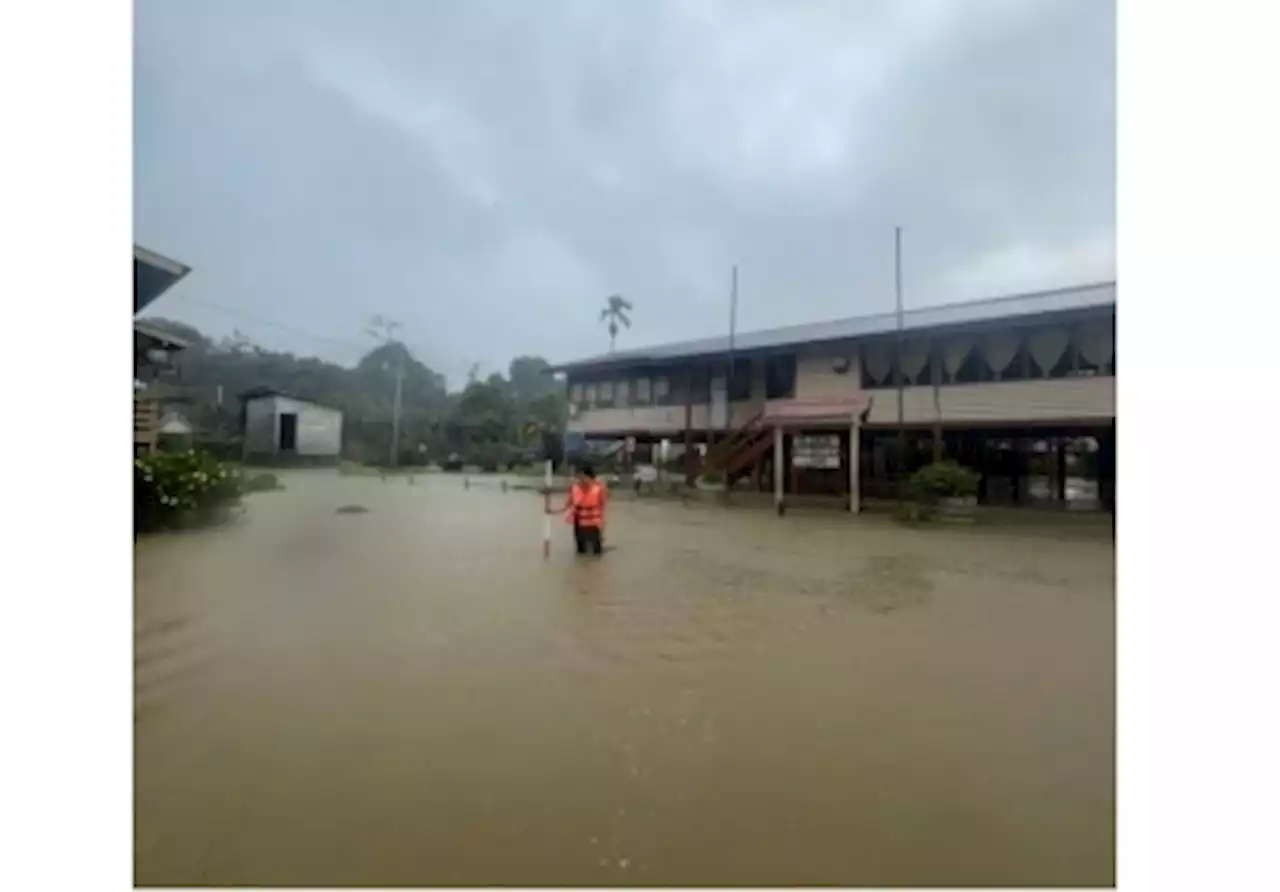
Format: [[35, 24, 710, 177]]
[[773, 425, 784, 510], [849, 418, 861, 514]]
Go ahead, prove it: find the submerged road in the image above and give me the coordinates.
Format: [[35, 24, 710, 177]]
[[135, 471, 1115, 887]]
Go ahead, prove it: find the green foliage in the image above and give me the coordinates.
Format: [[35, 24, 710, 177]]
[[908, 460, 981, 501], [698, 470, 725, 486], [134, 450, 242, 532], [599, 294, 634, 350], [243, 472, 282, 493]]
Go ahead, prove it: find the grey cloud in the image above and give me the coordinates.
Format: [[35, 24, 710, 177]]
[[135, 0, 1114, 386]]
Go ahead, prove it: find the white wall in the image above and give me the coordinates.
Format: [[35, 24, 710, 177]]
[[272, 396, 344, 456], [244, 397, 277, 454], [864, 377, 1116, 425], [795, 344, 862, 402]]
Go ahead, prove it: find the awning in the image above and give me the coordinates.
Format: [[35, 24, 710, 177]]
[[134, 244, 191, 314]]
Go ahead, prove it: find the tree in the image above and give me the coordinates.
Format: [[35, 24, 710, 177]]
[[599, 294, 633, 353]]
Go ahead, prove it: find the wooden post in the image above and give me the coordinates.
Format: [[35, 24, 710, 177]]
[[931, 341, 944, 462], [1056, 438, 1068, 504], [683, 371, 695, 485], [773, 426, 784, 511], [849, 415, 861, 515]]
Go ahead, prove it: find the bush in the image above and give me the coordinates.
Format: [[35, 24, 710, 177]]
[[698, 470, 725, 487], [244, 472, 282, 493], [908, 460, 980, 502], [135, 450, 242, 533]]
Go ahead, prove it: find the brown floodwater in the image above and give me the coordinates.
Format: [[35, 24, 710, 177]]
[[134, 472, 1115, 887]]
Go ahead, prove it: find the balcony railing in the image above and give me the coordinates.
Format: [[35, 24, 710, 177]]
[[134, 395, 161, 453]]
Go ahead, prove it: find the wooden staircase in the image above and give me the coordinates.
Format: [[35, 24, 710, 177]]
[[701, 408, 773, 483]]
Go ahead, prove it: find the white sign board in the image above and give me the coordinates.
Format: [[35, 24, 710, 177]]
[[634, 464, 659, 483], [792, 434, 841, 469]]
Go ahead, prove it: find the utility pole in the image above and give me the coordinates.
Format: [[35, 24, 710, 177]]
[[365, 314, 405, 467], [728, 264, 738, 392], [895, 227, 906, 499], [390, 361, 404, 468]]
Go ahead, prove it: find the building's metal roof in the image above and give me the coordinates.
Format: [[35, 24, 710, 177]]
[[134, 319, 190, 350], [237, 386, 343, 413], [549, 280, 1116, 372], [134, 244, 192, 315]]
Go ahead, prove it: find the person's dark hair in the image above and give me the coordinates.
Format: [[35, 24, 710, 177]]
[[579, 462, 596, 479]]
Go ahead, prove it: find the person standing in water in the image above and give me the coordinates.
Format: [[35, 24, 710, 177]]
[[562, 463, 608, 555]]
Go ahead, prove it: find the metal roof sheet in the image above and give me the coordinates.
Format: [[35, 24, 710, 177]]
[[134, 244, 192, 315], [551, 280, 1115, 371]]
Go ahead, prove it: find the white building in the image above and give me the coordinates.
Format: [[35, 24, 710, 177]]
[[240, 388, 344, 465]]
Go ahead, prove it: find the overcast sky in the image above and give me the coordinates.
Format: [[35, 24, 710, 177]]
[[134, 0, 1114, 387]]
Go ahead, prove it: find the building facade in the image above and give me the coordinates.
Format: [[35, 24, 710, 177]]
[[550, 282, 1116, 512], [241, 389, 344, 464]]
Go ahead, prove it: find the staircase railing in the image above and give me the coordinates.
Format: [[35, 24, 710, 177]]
[[703, 407, 767, 473]]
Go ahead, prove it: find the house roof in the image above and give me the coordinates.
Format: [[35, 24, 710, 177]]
[[548, 280, 1116, 373], [237, 387, 343, 413], [134, 319, 189, 350], [134, 244, 191, 315]]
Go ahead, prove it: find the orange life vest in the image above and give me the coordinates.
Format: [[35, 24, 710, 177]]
[[564, 480, 606, 528]]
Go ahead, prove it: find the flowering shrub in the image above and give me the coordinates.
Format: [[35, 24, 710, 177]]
[[134, 450, 243, 532]]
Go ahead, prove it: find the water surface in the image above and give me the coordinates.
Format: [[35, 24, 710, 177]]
[[135, 472, 1114, 886]]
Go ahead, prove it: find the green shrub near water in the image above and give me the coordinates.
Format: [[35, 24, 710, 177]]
[[907, 460, 981, 502], [134, 450, 243, 532], [243, 472, 282, 493]]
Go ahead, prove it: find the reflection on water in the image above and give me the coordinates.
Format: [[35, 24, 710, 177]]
[[135, 473, 1114, 887]]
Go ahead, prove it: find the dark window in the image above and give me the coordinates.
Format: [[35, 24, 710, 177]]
[[913, 353, 935, 386], [1000, 342, 1032, 381], [1069, 335, 1103, 377], [765, 354, 797, 399], [685, 368, 711, 404], [954, 347, 993, 383], [861, 343, 895, 389], [1046, 348, 1074, 378], [728, 358, 753, 401]]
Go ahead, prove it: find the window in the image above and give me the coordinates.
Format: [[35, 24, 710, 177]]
[[765, 354, 797, 399], [686, 368, 711, 403], [913, 354, 935, 386], [953, 348, 993, 383], [569, 382, 584, 403], [1026, 327, 1073, 379], [597, 380, 615, 408], [584, 382, 598, 406], [615, 378, 630, 407], [652, 376, 671, 405], [861, 343, 894, 389], [728, 358, 752, 401], [634, 377, 652, 405]]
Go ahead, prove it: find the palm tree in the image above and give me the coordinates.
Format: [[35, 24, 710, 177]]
[[599, 294, 633, 353]]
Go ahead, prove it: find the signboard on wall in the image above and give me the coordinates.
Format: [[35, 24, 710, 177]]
[[792, 434, 841, 469]]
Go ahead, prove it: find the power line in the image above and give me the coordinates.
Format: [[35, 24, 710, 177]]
[[159, 293, 370, 351]]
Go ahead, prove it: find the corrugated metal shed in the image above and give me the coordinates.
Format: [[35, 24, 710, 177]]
[[550, 280, 1115, 372]]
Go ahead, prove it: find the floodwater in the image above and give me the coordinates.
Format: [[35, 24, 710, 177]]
[[135, 473, 1115, 887]]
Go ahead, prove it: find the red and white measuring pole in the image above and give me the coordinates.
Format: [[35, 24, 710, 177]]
[[542, 458, 553, 559]]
